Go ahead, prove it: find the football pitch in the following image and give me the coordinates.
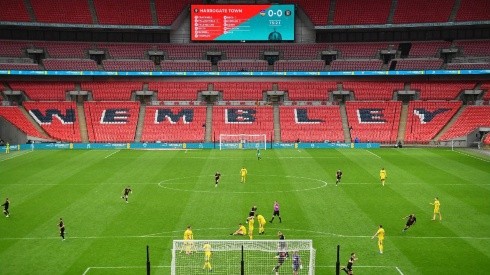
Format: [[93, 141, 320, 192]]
[[0, 147, 489, 275]]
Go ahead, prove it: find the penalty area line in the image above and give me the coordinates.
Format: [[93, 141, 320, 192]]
[[82, 265, 169, 275], [104, 150, 120, 159], [365, 149, 382, 158]]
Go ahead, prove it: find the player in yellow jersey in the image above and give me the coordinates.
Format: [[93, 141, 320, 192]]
[[202, 242, 212, 271], [231, 223, 247, 236], [247, 216, 255, 240], [371, 224, 385, 254], [379, 168, 387, 186], [183, 225, 194, 255], [430, 197, 442, 221], [257, 214, 266, 235], [5, 142, 10, 154], [240, 166, 248, 183]]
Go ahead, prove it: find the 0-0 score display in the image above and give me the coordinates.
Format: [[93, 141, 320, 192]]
[[191, 4, 295, 42]]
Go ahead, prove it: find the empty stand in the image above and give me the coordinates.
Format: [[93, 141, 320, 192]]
[[141, 106, 206, 142], [94, 0, 152, 25], [446, 63, 490, 70], [393, 0, 454, 23], [279, 106, 344, 142], [282, 0, 329, 25], [30, 0, 92, 24], [392, 58, 443, 70], [0, 63, 41, 70], [334, 43, 393, 58], [456, 0, 490, 22], [277, 82, 337, 101], [343, 82, 403, 100], [40, 42, 91, 58], [410, 82, 475, 100], [100, 43, 156, 59], [274, 60, 325, 71], [0, 41, 33, 58], [81, 82, 143, 101], [102, 59, 156, 71], [218, 60, 268, 72], [43, 59, 98, 71], [212, 106, 274, 140], [331, 59, 383, 71], [409, 41, 452, 57], [0, 106, 46, 138], [404, 101, 461, 143], [148, 82, 207, 101], [440, 106, 490, 140], [214, 82, 271, 101], [345, 101, 401, 143], [482, 83, 490, 100], [160, 60, 212, 72], [334, 0, 391, 25], [0, 0, 30, 22], [455, 40, 490, 57], [84, 101, 139, 142], [23, 101, 81, 142], [9, 82, 75, 101], [155, 0, 199, 25]]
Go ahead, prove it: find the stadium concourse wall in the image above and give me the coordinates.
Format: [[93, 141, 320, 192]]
[[0, 142, 380, 152]]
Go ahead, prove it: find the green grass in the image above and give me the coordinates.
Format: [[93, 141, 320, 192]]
[[0, 148, 489, 275]]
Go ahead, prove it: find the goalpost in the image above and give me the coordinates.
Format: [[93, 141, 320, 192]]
[[219, 134, 267, 150], [171, 239, 315, 275]]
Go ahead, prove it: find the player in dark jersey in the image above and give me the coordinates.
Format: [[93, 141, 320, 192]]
[[214, 171, 221, 187], [59, 218, 65, 240], [336, 169, 343, 185], [121, 186, 132, 203], [2, 198, 10, 217], [249, 205, 257, 218], [277, 231, 289, 258], [272, 251, 287, 275], [292, 250, 302, 275], [342, 252, 357, 274], [402, 214, 417, 232]]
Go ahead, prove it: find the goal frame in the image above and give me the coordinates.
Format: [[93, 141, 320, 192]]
[[219, 134, 267, 150], [171, 239, 315, 275]]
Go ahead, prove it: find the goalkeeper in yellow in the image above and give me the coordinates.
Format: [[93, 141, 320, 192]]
[[257, 214, 266, 235], [240, 166, 248, 183], [183, 225, 194, 255], [202, 242, 212, 271], [379, 168, 387, 186], [371, 224, 385, 254]]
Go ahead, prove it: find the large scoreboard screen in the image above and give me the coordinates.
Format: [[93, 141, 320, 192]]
[[190, 4, 295, 42]]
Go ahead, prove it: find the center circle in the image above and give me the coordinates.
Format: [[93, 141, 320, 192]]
[[157, 174, 327, 194]]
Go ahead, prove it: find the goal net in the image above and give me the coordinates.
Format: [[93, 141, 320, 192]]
[[219, 134, 267, 150], [171, 239, 315, 275]]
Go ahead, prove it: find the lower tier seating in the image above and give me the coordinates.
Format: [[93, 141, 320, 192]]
[[212, 106, 274, 140], [440, 106, 490, 141], [0, 106, 46, 138]]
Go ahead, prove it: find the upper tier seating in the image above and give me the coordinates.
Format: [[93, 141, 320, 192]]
[[93, 0, 152, 25], [81, 82, 144, 101], [410, 82, 475, 100], [0, 63, 41, 70], [392, 58, 444, 70], [446, 63, 490, 70], [393, 0, 454, 24], [333, 0, 391, 25], [409, 41, 452, 58], [102, 59, 157, 71], [454, 40, 490, 57], [212, 106, 274, 140], [43, 59, 99, 71], [23, 101, 81, 142], [141, 106, 206, 142], [456, 0, 490, 22], [343, 82, 404, 100], [274, 60, 325, 72], [155, 0, 200, 25], [440, 106, 490, 140], [482, 83, 490, 100], [0, 106, 46, 138], [279, 106, 344, 142], [9, 82, 75, 101], [40, 42, 91, 58], [160, 60, 212, 72], [0, 0, 30, 22], [217, 60, 269, 72], [30, 0, 92, 24], [331, 59, 383, 71], [277, 82, 337, 101], [404, 101, 461, 143], [148, 82, 208, 101], [84, 101, 139, 142], [0, 41, 33, 57], [282, 0, 329, 26], [334, 43, 393, 58], [345, 101, 402, 143], [213, 82, 271, 101]]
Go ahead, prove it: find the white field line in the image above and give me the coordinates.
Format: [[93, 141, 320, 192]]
[[0, 150, 33, 162], [396, 266, 405, 275], [104, 150, 120, 159], [82, 265, 168, 275], [365, 149, 382, 158], [453, 150, 490, 162]]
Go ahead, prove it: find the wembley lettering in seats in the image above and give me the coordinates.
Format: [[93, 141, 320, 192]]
[[413, 108, 450, 123], [29, 109, 76, 124]]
